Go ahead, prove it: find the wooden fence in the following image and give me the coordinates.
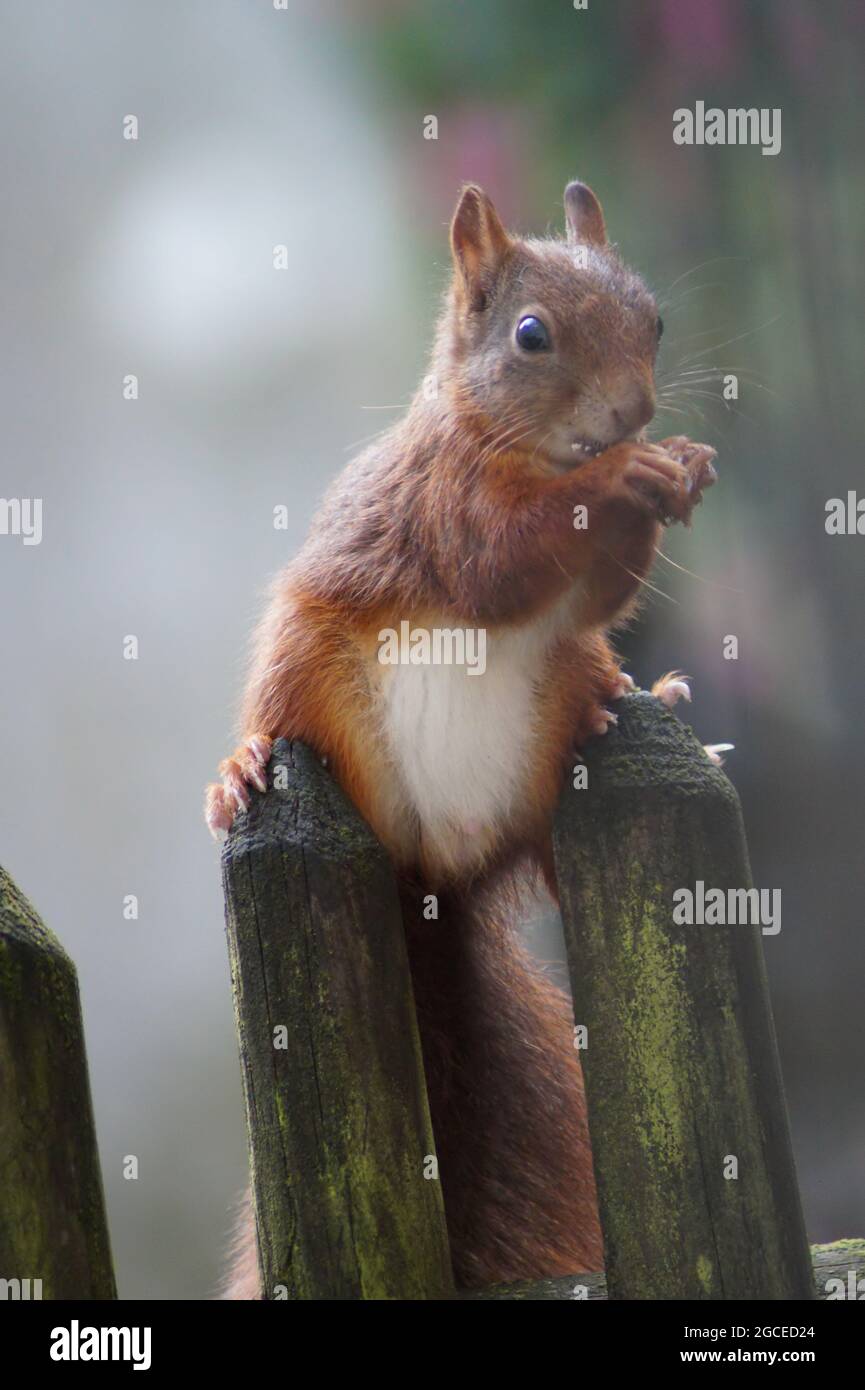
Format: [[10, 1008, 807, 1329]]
[[220, 693, 862, 1301], [1, 692, 863, 1299], [0, 867, 115, 1298]]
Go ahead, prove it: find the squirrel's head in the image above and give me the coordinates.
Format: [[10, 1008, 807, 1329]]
[[442, 181, 662, 469]]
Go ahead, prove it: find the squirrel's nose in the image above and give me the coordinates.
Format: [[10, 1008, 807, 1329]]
[[612, 387, 656, 437]]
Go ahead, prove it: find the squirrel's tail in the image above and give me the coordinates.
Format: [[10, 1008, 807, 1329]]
[[218, 1187, 259, 1300], [402, 877, 602, 1289]]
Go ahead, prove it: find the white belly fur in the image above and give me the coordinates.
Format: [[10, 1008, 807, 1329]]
[[372, 595, 579, 866]]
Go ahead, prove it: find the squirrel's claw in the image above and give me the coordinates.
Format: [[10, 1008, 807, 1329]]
[[590, 708, 618, 736], [704, 742, 735, 767], [652, 671, 691, 708], [609, 671, 636, 700], [205, 784, 233, 840], [205, 734, 274, 839]]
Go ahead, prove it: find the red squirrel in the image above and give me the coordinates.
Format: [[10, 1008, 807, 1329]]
[[207, 180, 717, 1297]]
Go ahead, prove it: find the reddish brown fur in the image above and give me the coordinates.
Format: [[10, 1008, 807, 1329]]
[[209, 181, 715, 1296]]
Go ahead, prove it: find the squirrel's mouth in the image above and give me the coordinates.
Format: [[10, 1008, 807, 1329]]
[[569, 428, 644, 465], [570, 437, 607, 461]]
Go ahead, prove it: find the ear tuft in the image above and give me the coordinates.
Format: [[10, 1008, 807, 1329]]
[[564, 180, 607, 248], [450, 185, 512, 310]]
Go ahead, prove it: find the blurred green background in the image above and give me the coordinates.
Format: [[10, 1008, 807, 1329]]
[[0, 0, 862, 1296]]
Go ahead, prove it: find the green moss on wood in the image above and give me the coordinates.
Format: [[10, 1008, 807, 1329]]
[[0, 863, 116, 1299], [553, 694, 814, 1301]]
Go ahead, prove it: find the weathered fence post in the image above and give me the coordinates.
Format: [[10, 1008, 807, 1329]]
[[553, 692, 814, 1300], [0, 866, 116, 1299], [222, 738, 454, 1300]]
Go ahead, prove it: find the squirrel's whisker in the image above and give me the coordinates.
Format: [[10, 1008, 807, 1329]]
[[659, 254, 748, 301], [654, 547, 744, 594], [602, 550, 679, 605], [677, 316, 782, 366]]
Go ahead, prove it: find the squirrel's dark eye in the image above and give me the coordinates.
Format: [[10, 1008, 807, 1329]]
[[516, 315, 551, 352], [656, 315, 664, 339]]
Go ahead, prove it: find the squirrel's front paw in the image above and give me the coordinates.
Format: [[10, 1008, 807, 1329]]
[[603, 441, 692, 520], [657, 437, 717, 524], [205, 735, 272, 839], [607, 670, 636, 700]]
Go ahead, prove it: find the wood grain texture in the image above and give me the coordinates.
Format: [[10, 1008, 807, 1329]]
[[0, 866, 116, 1299], [553, 692, 814, 1301], [222, 738, 454, 1300]]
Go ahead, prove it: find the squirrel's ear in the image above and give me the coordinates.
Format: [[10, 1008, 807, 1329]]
[[450, 185, 512, 311], [564, 180, 607, 248]]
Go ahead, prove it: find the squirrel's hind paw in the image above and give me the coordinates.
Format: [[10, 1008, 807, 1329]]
[[651, 671, 691, 708], [647, 674, 733, 767]]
